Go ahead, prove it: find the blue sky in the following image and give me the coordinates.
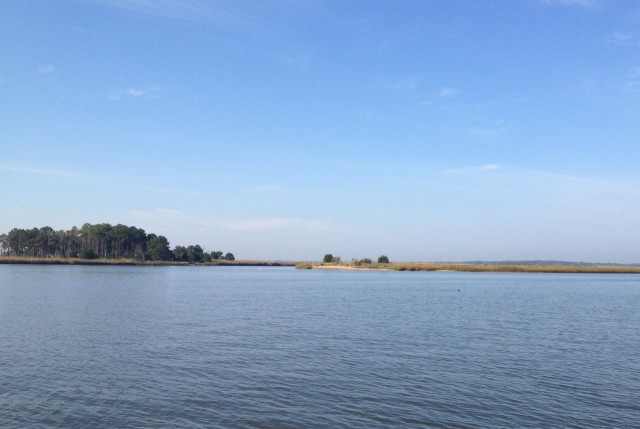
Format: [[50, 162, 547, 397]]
[[2, 0, 640, 262]]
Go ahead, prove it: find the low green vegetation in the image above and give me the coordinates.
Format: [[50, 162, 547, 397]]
[[388, 263, 640, 273], [295, 262, 313, 269], [0, 223, 234, 263], [319, 253, 390, 267], [294, 254, 640, 273], [323, 254, 341, 263]]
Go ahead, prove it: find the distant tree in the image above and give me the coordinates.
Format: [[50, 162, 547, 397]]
[[6, 228, 27, 256], [0, 233, 8, 256], [354, 258, 372, 266], [38, 226, 57, 258], [127, 226, 147, 260], [211, 251, 223, 260], [173, 245, 188, 262], [323, 253, 334, 263], [66, 226, 81, 258], [378, 255, 390, 264], [110, 224, 130, 258], [186, 245, 205, 263], [0, 222, 235, 264], [147, 235, 173, 261], [79, 248, 97, 260]]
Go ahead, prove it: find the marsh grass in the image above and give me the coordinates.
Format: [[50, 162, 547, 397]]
[[0, 256, 296, 267], [295, 263, 313, 269], [3, 257, 637, 273], [0, 256, 190, 266], [309, 262, 640, 274]]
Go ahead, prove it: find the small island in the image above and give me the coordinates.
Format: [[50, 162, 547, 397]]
[[295, 254, 640, 274]]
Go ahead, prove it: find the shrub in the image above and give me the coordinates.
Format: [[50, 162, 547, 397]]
[[295, 263, 313, 269], [79, 249, 97, 260], [377, 255, 390, 264]]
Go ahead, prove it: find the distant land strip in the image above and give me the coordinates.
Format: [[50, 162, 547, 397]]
[[2, 257, 639, 273], [0, 256, 296, 267], [295, 262, 640, 274]]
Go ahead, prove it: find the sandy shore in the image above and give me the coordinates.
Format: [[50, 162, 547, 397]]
[[311, 265, 392, 271], [303, 263, 640, 274]]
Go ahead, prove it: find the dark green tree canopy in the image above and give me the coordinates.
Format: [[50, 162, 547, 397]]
[[211, 251, 223, 260], [378, 255, 390, 264], [0, 223, 234, 263], [147, 235, 173, 261]]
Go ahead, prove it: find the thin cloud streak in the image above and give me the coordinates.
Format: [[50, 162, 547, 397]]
[[89, 0, 305, 36], [439, 87, 457, 97], [109, 86, 159, 101], [609, 31, 634, 45], [34, 64, 56, 76], [445, 164, 500, 174], [0, 164, 85, 178], [444, 164, 640, 196], [124, 184, 219, 198], [219, 218, 331, 232], [0, 164, 216, 198], [126, 210, 361, 235]]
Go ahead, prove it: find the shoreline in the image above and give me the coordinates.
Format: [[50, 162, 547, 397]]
[[1, 257, 639, 274], [0, 257, 296, 267], [310, 265, 392, 271], [304, 262, 640, 274]]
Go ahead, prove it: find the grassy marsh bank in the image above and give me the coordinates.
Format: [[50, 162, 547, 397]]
[[0, 256, 296, 267], [304, 262, 640, 274]]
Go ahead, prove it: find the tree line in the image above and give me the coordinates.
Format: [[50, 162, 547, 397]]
[[323, 254, 389, 264], [0, 223, 234, 262]]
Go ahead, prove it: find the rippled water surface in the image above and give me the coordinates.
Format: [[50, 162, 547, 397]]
[[1, 265, 639, 428]]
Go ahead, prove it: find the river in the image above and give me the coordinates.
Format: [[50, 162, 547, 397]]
[[1, 265, 638, 428]]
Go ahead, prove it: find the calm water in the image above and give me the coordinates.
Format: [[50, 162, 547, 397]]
[[1, 266, 639, 428]]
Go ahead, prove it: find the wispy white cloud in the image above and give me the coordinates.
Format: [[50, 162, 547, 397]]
[[0, 164, 221, 200], [419, 86, 459, 106], [89, 0, 306, 36], [127, 208, 183, 220], [439, 87, 457, 97], [609, 31, 634, 45], [126, 88, 145, 97], [387, 76, 423, 93], [125, 210, 351, 235], [445, 165, 640, 195], [34, 63, 56, 76], [124, 184, 218, 197], [624, 67, 640, 92], [220, 218, 334, 232], [0, 163, 84, 178], [109, 86, 159, 101], [445, 164, 500, 174], [466, 118, 511, 140], [246, 184, 288, 194]]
